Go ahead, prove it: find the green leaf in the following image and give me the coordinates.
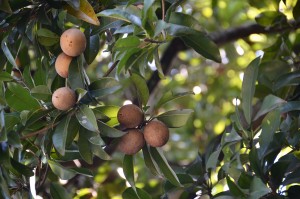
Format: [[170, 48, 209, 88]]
[[253, 95, 286, 120], [206, 149, 221, 170], [238, 172, 253, 189], [76, 105, 99, 133], [117, 48, 140, 73], [130, 73, 149, 106], [98, 9, 142, 27], [122, 187, 152, 199], [89, 78, 120, 98], [154, 47, 165, 78], [36, 28, 60, 46], [149, 147, 181, 187], [65, 0, 100, 25], [68, 56, 86, 90], [0, 142, 10, 167], [249, 177, 271, 199], [293, 0, 300, 20], [93, 105, 119, 126], [50, 183, 72, 199], [114, 36, 140, 51], [0, 168, 10, 199], [78, 128, 94, 164], [91, 143, 111, 160], [10, 158, 34, 177], [258, 109, 281, 158], [123, 155, 136, 191], [280, 101, 300, 113], [156, 109, 193, 128], [84, 32, 100, 65], [97, 120, 126, 138], [226, 177, 245, 198], [53, 113, 72, 156], [31, 85, 51, 101], [273, 70, 300, 91], [255, 11, 286, 26], [142, 145, 160, 175], [1, 36, 19, 68], [0, 72, 13, 81], [169, 12, 200, 29], [91, 18, 125, 35], [156, 91, 194, 109], [242, 57, 261, 125], [0, 0, 12, 13], [48, 160, 77, 180], [5, 82, 40, 111]]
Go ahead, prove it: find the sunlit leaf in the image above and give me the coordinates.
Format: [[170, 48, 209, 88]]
[[76, 105, 99, 133], [156, 109, 193, 128], [65, 0, 100, 25]]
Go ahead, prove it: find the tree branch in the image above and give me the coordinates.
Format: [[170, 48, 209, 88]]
[[147, 19, 300, 94]]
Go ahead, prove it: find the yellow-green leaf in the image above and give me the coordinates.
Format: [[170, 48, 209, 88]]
[[65, 0, 100, 26]]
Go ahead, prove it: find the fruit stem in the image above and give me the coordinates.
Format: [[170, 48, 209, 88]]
[[20, 122, 59, 140], [103, 60, 119, 77]]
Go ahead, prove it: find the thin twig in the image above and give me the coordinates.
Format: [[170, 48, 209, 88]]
[[21, 122, 59, 140], [161, 0, 165, 21], [144, 38, 166, 44], [103, 60, 119, 77]]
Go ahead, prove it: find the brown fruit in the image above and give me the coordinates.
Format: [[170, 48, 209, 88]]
[[55, 52, 72, 78], [60, 28, 86, 57], [144, 120, 169, 147], [117, 104, 144, 128], [52, 87, 76, 111], [118, 129, 145, 155]]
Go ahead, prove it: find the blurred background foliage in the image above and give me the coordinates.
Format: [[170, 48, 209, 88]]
[[1, 0, 300, 198]]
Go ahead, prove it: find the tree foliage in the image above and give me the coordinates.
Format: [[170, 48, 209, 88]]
[[1, 0, 300, 198]]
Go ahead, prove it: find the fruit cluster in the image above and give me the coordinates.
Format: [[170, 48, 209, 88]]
[[117, 104, 170, 155], [52, 28, 86, 111]]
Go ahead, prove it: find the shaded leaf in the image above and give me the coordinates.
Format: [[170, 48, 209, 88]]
[[36, 28, 59, 46], [50, 183, 72, 199], [142, 145, 161, 176], [123, 155, 136, 191], [48, 160, 77, 180], [131, 73, 149, 106], [242, 57, 261, 125], [89, 78, 120, 98], [84, 32, 100, 65], [31, 85, 51, 101], [78, 128, 94, 164], [123, 187, 152, 199], [156, 91, 194, 109], [249, 177, 271, 199], [97, 120, 126, 138], [226, 177, 245, 198], [273, 71, 300, 91], [76, 105, 99, 133], [91, 18, 125, 35], [156, 109, 193, 128], [254, 95, 286, 120], [68, 56, 86, 90], [206, 149, 221, 170], [98, 9, 142, 27]]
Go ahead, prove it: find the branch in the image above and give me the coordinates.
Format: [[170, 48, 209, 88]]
[[147, 19, 300, 94]]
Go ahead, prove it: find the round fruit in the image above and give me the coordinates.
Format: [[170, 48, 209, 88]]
[[55, 52, 72, 78], [52, 87, 76, 111], [117, 104, 144, 128], [60, 28, 86, 57], [144, 120, 169, 147], [118, 129, 145, 155]]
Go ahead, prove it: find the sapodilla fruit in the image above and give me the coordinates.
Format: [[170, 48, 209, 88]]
[[117, 104, 144, 128], [118, 129, 145, 155], [60, 28, 86, 57], [144, 120, 169, 147], [52, 87, 76, 111], [55, 52, 72, 78]]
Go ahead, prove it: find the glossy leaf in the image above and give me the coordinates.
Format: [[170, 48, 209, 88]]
[[273, 71, 300, 91], [97, 120, 126, 138], [52, 113, 72, 156], [36, 28, 59, 46], [122, 187, 152, 199], [89, 78, 120, 98], [84, 33, 100, 65], [113, 36, 140, 51], [156, 109, 193, 128], [156, 91, 194, 109], [93, 105, 119, 126], [130, 73, 149, 106], [206, 149, 221, 170], [1, 36, 19, 68], [65, 0, 100, 25], [31, 85, 51, 101], [68, 56, 86, 90], [123, 155, 136, 191], [91, 18, 125, 35], [91, 143, 111, 160], [169, 12, 200, 29], [5, 82, 40, 111], [50, 183, 72, 199], [142, 145, 161, 176], [242, 57, 261, 125], [98, 9, 142, 27], [226, 177, 245, 198], [48, 160, 77, 180], [76, 105, 99, 133], [253, 95, 286, 120], [149, 147, 181, 187], [78, 128, 94, 164]]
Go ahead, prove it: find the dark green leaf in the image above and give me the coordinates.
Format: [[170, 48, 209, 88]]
[[93, 105, 119, 126], [72, 167, 94, 177], [91, 18, 125, 35], [0, 168, 10, 199], [122, 187, 152, 199], [169, 12, 200, 29], [76, 105, 99, 133], [142, 145, 161, 175], [249, 177, 271, 199], [5, 82, 41, 111], [255, 11, 286, 26], [50, 183, 72, 199], [293, 0, 300, 20], [84, 33, 100, 65], [242, 57, 261, 125], [226, 177, 245, 198], [206, 149, 221, 170], [156, 91, 194, 109], [52, 113, 72, 156], [89, 77, 120, 98], [1, 37, 19, 68], [113, 35, 140, 51], [156, 109, 193, 128], [0, 142, 10, 167], [123, 155, 136, 191], [68, 56, 86, 90], [91, 143, 111, 160], [36, 28, 59, 46], [253, 95, 286, 120], [0, 0, 12, 13], [48, 160, 77, 180], [238, 172, 253, 189], [130, 73, 149, 106], [273, 71, 300, 91], [78, 128, 94, 164], [10, 158, 33, 177], [117, 48, 140, 73], [149, 147, 181, 187], [97, 120, 126, 138]]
